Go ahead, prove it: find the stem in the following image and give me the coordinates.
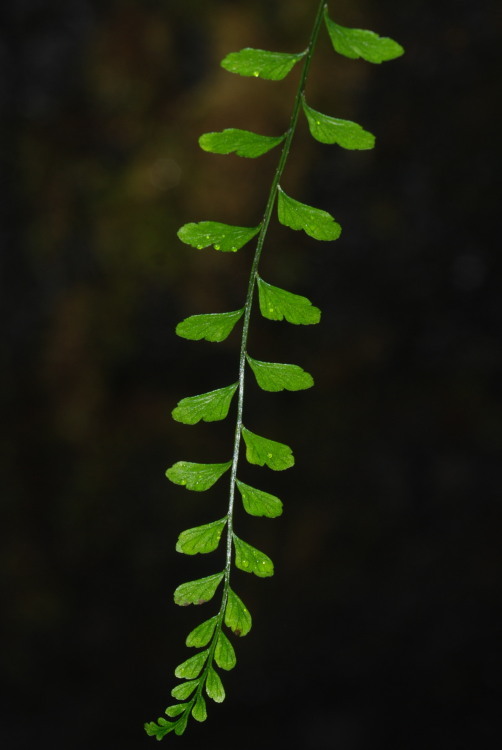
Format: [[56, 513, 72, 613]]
[[222, 0, 327, 603]]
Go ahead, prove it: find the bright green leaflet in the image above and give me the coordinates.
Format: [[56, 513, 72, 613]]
[[241, 426, 295, 471], [221, 47, 306, 80], [177, 221, 260, 252], [302, 97, 375, 150], [277, 186, 342, 240], [175, 309, 244, 342], [186, 617, 217, 648], [166, 461, 231, 491], [324, 8, 404, 63], [199, 129, 285, 158], [206, 667, 226, 703], [147, 0, 403, 738], [247, 354, 314, 392], [176, 518, 227, 555], [214, 630, 236, 670], [236, 480, 283, 518], [224, 588, 252, 636], [233, 534, 274, 577], [172, 383, 238, 425], [173, 573, 224, 607], [257, 276, 321, 325]]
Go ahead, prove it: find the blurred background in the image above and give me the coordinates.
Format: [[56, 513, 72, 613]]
[[1, 0, 500, 747]]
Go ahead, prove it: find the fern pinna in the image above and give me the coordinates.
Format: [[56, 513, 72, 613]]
[[145, 1, 403, 739]]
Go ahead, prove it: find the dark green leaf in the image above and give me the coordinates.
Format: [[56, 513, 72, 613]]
[[186, 617, 218, 648], [324, 10, 404, 63], [178, 221, 260, 252], [236, 480, 283, 518], [241, 426, 294, 471], [172, 383, 238, 425], [257, 276, 321, 325], [221, 47, 305, 80], [166, 461, 231, 491], [176, 309, 244, 342], [302, 98, 375, 149], [192, 694, 207, 722], [214, 630, 236, 671], [199, 129, 284, 158], [171, 680, 199, 700], [277, 186, 341, 240], [233, 534, 274, 577], [247, 355, 314, 392], [224, 588, 252, 636], [206, 666, 226, 703], [174, 572, 224, 607], [176, 518, 227, 555], [175, 649, 209, 679]]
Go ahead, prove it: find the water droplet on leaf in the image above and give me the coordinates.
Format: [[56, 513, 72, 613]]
[[253, 71, 259, 77], [214, 244, 221, 250]]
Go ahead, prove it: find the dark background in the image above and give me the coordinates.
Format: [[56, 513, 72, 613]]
[[1, 1, 500, 748]]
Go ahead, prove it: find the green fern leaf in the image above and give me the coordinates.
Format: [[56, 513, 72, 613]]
[[176, 518, 227, 555], [174, 573, 224, 607], [176, 310, 244, 342], [175, 650, 210, 679], [257, 276, 321, 325], [277, 186, 341, 240], [174, 712, 189, 736], [165, 704, 188, 718], [172, 383, 238, 425], [221, 47, 305, 80], [171, 680, 199, 700], [324, 10, 404, 63], [214, 630, 237, 671], [192, 694, 207, 722], [166, 461, 231, 491], [144, 719, 175, 739], [241, 426, 294, 470], [199, 129, 285, 158], [302, 98, 375, 149], [206, 666, 226, 703], [224, 588, 252, 636], [247, 355, 314, 392], [186, 617, 218, 648], [233, 534, 274, 577], [235, 480, 283, 518], [178, 221, 260, 252]]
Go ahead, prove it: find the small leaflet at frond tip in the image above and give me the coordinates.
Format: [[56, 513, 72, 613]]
[[324, 9, 404, 64], [177, 221, 260, 252], [176, 518, 227, 555], [247, 354, 314, 392], [236, 479, 283, 518], [302, 98, 375, 150], [176, 309, 244, 343], [257, 276, 321, 325], [221, 47, 306, 80], [144, 719, 175, 740], [241, 426, 294, 471], [233, 534, 274, 577], [277, 186, 341, 241], [172, 383, 238, 425], [166, 461, 231, 492], [199, 129, 285, 158]]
